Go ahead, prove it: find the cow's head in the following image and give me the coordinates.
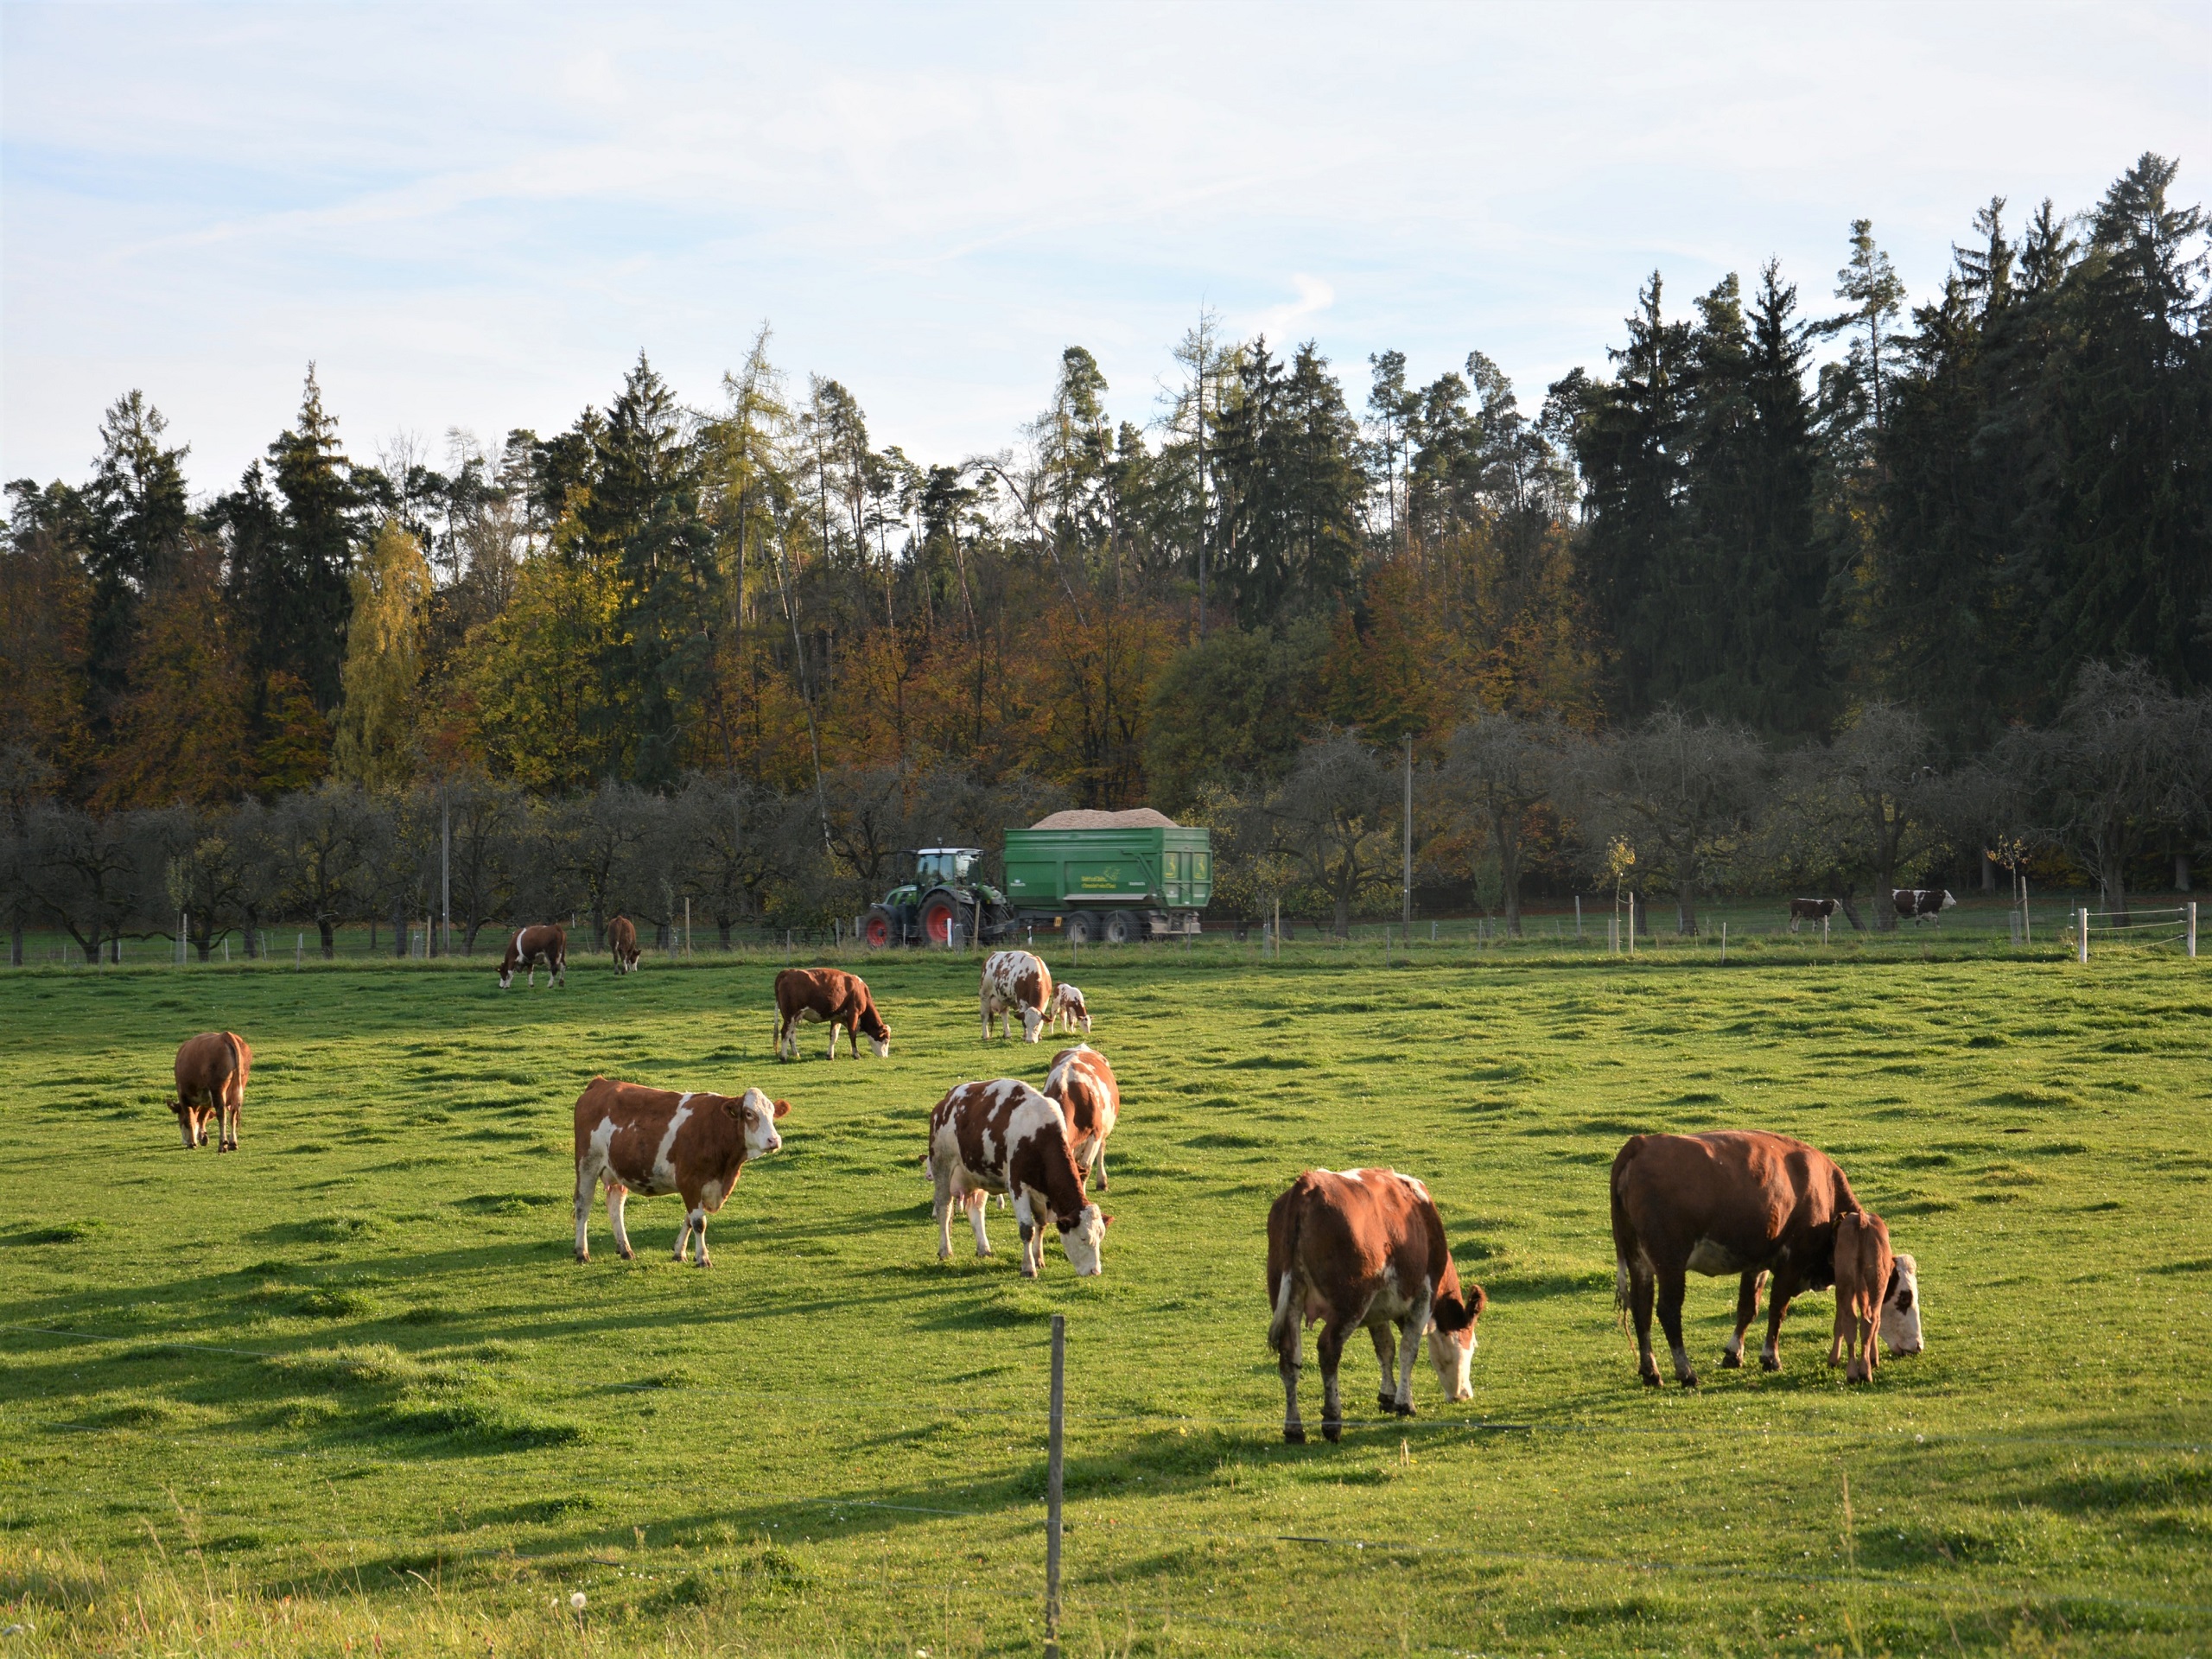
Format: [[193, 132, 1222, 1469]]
[[170, 1097, 211, 1149], [1427, 1282, 1487, 1402], [1938, 891, 1957, 912], [861, 1006, 892, 1058], [1058, 1204, 1109, 1276], [1020, 1006, 1046, 1043], [497, 963, 515, 988], [728, 1087, 788, 1158], [1881, 1252, 1923, 1356]]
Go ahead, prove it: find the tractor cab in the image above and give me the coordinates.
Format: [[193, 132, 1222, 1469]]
[[913, 848, 982, 885]]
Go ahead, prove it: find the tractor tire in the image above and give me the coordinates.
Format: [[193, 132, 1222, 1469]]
[[862, 906, 898, 948], [1104, 909, 1141, 946], [920, 890, 960, 947], [1065, 912, 1097, 946]]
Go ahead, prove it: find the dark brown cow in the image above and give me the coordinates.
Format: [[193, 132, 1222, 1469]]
[[1041, 1044, 1118, 1190], [572, 1077, 788, 1265], [1267, 1169, 1485, 1443], [980, 950, 1052, 1042], [1610, 1130, 1915, 1386], [499, 924, 567, 988], [1828, 1211, 1896, 1383], [170, 1031, 251, 1152], [926, 1078, 1107, 1276], [1788, 898, 1841, 932], [1892, 888, 1957, 925], [607, 915, 641, 974], [775, 968, 891, 1061]]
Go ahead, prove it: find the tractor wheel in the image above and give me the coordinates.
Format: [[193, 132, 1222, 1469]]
[[920, 891, 960, 947], [1104, 909, 1141, 946], [1065, 912, 1097, 946], [862, 906, 897, 949]]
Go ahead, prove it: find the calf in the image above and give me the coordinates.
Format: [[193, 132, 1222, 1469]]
[[1788, 898, 1841, 933], [499, 924, 567, 988], [1892, 888, 1957, 925], [1610, 1130, 1918, 1387], [1267, 1169, 1484, 1443], [170, 1031, 251, 1152], [775, 968, 891, 1060], [1828, 1211, 1896, 1383], [1042, 1044, 1118, 1191], [607, 914, 642, 974], [980, 950, 1052, 1043], [926, 1078, 1107, 1276], [1049, 983, 1091, 1035], [572, 1077, 787, 1266]]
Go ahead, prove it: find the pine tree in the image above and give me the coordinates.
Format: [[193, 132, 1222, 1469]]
[[81, 392, 190, 723], [257, 366, 363, 713]]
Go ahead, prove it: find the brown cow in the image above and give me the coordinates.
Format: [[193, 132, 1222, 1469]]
[[1041, 1044, 1117, 1190], [1268, 1169, 1484, 1443], [170, 1031, 251, 1152], [499, 924, 567, 988], [1829, 1211, 1896, 1383], [980, 950, 1052, 1042], [1610, 1130, 1915, 1387], [607, 915, 641, 974], [1788, 898, 1841, 933], [926, 1078, 1107, 1276], [774, 968, 891, 1061], [572, 1077, 787, 1265]]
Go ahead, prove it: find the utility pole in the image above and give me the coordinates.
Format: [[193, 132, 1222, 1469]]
[[440, 785, 451, 958], [1402, 733, 1414, 930]]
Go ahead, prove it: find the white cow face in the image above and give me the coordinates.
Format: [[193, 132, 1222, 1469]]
[[1882, 1253, 1923, 1356], [1058, 1204, 1109, 1276], [870, 1033, 892, 1058], [1427, 1321, 1477, 1402], [733, 1087, 789, 1157]]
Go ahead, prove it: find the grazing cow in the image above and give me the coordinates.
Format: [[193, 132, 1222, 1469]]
[[1883, 1253, 1924, 1357], [499, 924, 567, 988], [1267, 1169, 1485, 1443], [926, 1078, 1108, 1277], [1892, 888, 1957, 925], [572, 1077, 787, 1266], [1788, 898, 1841, 933], [1828, 1211, 1896, 1383], [607, 914, 641, 974], [1610, 1130, 1917, 1387], [1048, 982, 1092, 1036], [170, 1031, 251, 1152], [774, 968, 891, 1061], [1042, 1044, 1118, 1190], [980, 950, 1052, 1043]]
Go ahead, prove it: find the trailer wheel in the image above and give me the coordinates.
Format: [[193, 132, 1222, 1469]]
[[1104, 909, 1141, 945], [1065, 912, 1097, 946], [862, 906, 897, 948]]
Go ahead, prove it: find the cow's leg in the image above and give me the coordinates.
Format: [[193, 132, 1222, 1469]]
[[1278, 1306, 1306, 1445], [683, 1205, 710, 1268], [1370, 1320, 1398, 1410], [176, 1105, 195, 1150], [1762, 1269, 1800, 1370], [671, 1209, 694, 1264], [1628, 1258, 1662, 1386], [824, 1020, 840, 1061], [966, 1191, 992, 1258], [932, 1160, 957, 1262], [1655, 1266, 1697, 1387], [225, 1080, 242, 1152], [1395, 1297, 1429, 1414], [574, 1160, 599, 1261], [1723, 1271, 1764, 1368], [1317, 1321, 1347, 1443], [1829, 1298, 1851, 1370], [607, 1184, 634, 1260]]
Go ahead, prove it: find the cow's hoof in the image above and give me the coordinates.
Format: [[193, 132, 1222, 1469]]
[[1720, 1350, 1743, 1369], [575, 1251, 589, 1263], [1677, 1372, 1700, 1389], [1760, 1354, 1782, 1373], [695, 1259, 712, 1270], [1322, 1421, 1342, 1445], [619, 1249, 634, 1262], [1377, 1390, 1396, 1411], [1641, 1372, 1662, 1389], [1394, 1400, 1416, 1418], [1284, 1424, 1306, 1445]]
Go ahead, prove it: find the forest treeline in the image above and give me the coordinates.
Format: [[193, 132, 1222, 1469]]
[[2, 156, 2208, 947]]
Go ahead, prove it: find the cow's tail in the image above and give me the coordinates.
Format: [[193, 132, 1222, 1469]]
[[1609, 1137, 1644, 1330], [1266, 1199, 1304, 1362]]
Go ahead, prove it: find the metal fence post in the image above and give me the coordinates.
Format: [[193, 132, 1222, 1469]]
[[1045, 1313, 1065, 1659], [2189, 901, 2198, 959], [2078, 907, 2089, 964]]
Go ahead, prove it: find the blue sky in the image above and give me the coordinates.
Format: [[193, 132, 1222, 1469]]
[[3, 1, 2207, 496]]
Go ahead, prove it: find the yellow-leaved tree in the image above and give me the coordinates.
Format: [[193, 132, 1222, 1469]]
[[331, 519, 432, 791]]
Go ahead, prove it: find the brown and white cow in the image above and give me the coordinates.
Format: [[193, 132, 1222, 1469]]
[[1828, 1211, 1896, 1383], [926, 1078, 1107, 1276], [774, 968, 891, 1061], [170, 1031, 251, 1152], [499, 924, 567, 988], [1267, 1169, 1485, 1443], [572, 1077, 787, 1266], [607, 915, 642, 974], [1788, 898, 1841, 933], [1048, 983, 1091, 1036], [980, 950, 1052, 1043], [1892, 888, 1957, 925], [1610, 1130, 1917, 1386], [1041, 1044, 1117, 1191]]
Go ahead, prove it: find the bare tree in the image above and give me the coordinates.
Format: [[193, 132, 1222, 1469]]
[[1259, 732, 1401, 938], [1441, 709, 1568, 937], [1758, 704, 1948, 931], [1572, 710, 1768, 936], [268, 784, 374, 958]]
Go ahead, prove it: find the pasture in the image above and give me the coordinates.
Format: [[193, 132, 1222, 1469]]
[[0, 934, 2207, 1656]]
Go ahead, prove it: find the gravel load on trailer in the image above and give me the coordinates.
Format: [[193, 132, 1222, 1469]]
[[1028, 808, 1180, 830]]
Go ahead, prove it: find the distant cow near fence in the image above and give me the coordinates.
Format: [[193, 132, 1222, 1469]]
[[607, 915, 641, 973], [171, 1031, 251, 1152], [1788, 898, 1841, 933], [1892, 889, 1956, 925], [499, 925, 567, 988]]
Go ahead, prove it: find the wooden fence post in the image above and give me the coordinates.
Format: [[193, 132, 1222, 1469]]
[[2078, 907, 2089, 964]]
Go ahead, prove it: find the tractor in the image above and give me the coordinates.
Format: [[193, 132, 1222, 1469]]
[[861, 848, 1012, 948]]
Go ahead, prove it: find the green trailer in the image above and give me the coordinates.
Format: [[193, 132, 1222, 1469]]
[[1001, 820, 1211, 944]]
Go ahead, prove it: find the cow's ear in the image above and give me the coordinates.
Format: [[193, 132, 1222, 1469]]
[[1100, 1213, 1114, 1228], [772, 1098, 790, 1119]]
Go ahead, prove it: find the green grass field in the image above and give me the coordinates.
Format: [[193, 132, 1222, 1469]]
[[1, 931, 2207, 1656]]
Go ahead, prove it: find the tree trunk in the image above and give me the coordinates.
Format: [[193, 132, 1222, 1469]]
[[9, 923, 20, 968], [1837, 887, 1869, 932], [719, 920, 734, 949], [2178, 852, 2193, 893], [465, 920, 484, 954], [319, 919, 337, 959], [1332, 887, 1351, 939], [393, 898, 409, 958], [1495, 812, 1522, 938], [1630, 891, 1652, 935]]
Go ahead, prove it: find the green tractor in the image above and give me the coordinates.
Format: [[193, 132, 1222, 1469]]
[[861, 849, 1012, 948]]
